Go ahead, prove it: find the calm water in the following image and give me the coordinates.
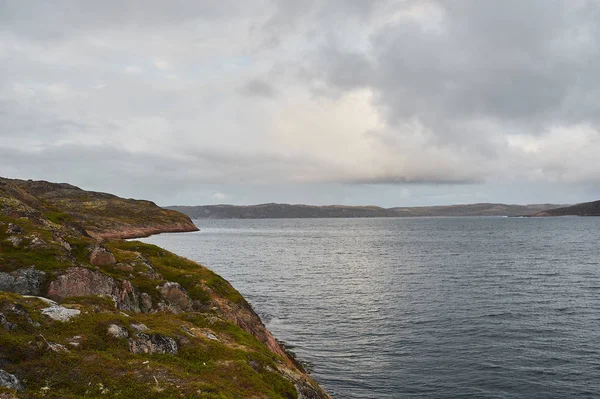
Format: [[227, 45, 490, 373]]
[[141, 217, 600, 398]]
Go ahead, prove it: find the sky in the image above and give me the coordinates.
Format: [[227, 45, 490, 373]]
[[2, 0, 600, 207]]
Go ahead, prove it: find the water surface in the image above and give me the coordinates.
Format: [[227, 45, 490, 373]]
[[141, 217, 600, 398]]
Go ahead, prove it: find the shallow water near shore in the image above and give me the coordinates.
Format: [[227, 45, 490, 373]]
[[141, 217, 600, 398]]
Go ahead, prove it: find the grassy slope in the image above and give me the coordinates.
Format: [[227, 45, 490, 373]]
[[0, 179, 329, 399], [6, 178, 199, 240]]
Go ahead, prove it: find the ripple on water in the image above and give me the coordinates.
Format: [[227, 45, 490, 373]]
[[142, 217, 600, 399]]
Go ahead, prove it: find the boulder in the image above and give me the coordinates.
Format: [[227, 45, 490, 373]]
[[157, 282, 192, 312], [41, 305, 81, 322], [0, 369, 23, 391], [89, 246, 116, 266], [0, 267, 46, 296], [128, 333, 178, 355], [107, 324, 129, 339], [47, 267, 144, 312]]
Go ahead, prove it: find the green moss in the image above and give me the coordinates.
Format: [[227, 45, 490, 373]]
[[44, 211, 73, 225]]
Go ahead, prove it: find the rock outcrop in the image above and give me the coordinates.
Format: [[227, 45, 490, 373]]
[[0, 369, 22, 391], [46, 267, 146, 312], [129, 333, 178, 355], [89, 246, 116, 266], [0, 267, 46, 296]]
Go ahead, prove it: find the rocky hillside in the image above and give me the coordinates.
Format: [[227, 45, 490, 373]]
[[4, 178, 199, 240], [531, 200, 600, 217], [0, 178, 330, 399], [169, 203, 562, 219]]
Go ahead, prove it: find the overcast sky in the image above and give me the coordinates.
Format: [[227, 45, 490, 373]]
[[2, 0, 600, 207]]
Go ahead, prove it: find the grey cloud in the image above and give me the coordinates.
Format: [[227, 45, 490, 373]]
[[239, 79, 276, 98], [1, 1, 600, 205], [312, 1, 600, 140]]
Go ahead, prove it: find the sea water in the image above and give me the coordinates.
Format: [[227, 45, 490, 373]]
[[141, 217, 600, 398]]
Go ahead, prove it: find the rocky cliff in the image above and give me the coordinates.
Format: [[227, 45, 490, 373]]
[[0, 177, 330, 399]]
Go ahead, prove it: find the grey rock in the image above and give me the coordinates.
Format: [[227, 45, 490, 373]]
[[206, 332, 218, 341], [0, 369, 23, 391], [128, 333, 178, 355], [6, 223, 23, 235], [130, 322, 148, 332], [107, 324, 129, 339], [0, 267, 46, 296], [28, 236, 46, 248], [41, 305, 81, 322]]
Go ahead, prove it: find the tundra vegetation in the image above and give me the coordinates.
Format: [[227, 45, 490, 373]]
[[0, 177, 330, 399]]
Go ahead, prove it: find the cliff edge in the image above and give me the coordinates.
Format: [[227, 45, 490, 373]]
[[0, 177, 330, 399]]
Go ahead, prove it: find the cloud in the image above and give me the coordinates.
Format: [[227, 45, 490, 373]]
[[1, 1, 600, 205]]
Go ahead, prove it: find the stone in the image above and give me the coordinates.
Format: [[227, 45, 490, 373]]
[[89, 246, 116, 266], [0, 369, 22, 391], [157, 282, 192, 312], [206, 332, 218, 341], [0, 267, 46, 296], [41, 305, 81, 322], [130, 322, 148, 332], [107, 324, 129, 339], [0, 314, 15, 331], [128, 333, 178, 355], [28, 236, 46, 248], [6, 223, 23, 235], [47, 267, 143, 312]]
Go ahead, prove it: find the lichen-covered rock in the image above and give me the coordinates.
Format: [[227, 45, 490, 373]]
[[157, 282, 192, 312], [107, 324, 129, 339], [28, 236, 46, 249], [0, 267, 46, 296], [89, 246, 116, 266], [41, 305, 81, 322], [128, 333, 178, 355], [46, 267, 144, 312], [0, 369, 23, 391], [6, 223, 23, 235]]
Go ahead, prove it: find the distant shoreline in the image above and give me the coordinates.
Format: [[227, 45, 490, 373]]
[[168, 202, 563, 219]]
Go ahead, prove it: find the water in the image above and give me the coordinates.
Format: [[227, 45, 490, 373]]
[[140, 217, 600, 398]]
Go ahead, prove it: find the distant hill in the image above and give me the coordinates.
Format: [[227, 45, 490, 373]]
[[531, 200, 600, 217], [169, 203, 562, 219]]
